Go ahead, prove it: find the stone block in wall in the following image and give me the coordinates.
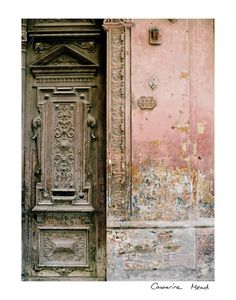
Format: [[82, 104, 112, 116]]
[[195, 228, 214, 280], [107, 228, 197, 280]]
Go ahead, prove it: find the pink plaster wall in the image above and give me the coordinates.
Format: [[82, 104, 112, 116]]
[[131, 19, 214, 220]]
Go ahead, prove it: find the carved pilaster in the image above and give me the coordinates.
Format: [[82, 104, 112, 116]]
[[103, 19, 133, 221], [21, 19, 27, 44], [22, 19, 27, 140], [21, 18, 28, 280]]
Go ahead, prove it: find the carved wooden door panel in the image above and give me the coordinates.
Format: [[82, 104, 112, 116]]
[[22, 19, 106, 280]]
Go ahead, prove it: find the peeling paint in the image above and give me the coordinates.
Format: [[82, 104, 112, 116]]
[[179, 71, 189, 79], [197, 173, 214, 218], [181, 142, 188, 153], [149, 140, 161, 147], [171, 122, 190, 134], [131, 158, 214, 221], [132, 161, 192, 221], [193, 143, 197, 155], [197, 122, 205, 134]]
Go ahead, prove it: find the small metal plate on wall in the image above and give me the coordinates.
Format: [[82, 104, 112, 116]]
[[137, 97, 157, 110], [149, 27, 163, 45]]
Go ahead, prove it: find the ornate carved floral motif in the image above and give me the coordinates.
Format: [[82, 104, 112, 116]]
[[76, 41, 96, 53], [38, 213, 93, 226], [35, 41, 96, 54], [87, 111, 96, 140], [103, 19, 133, 220], [137, 96, 157, 110], [104, 19, 131, 24], [52, 268, 74, 276], [109, 28, 126, 217], [53, 104, 75, 189], [51, 54, 78, 65]]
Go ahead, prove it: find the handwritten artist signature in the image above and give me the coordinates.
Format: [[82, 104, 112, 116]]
[[151, 282, 210, 290]]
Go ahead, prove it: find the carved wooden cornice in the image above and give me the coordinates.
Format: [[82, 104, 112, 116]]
[[28, 19, 102, 39]]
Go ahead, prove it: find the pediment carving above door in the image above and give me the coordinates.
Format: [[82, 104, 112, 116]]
[[30, 45, 98, 77], [31, 45, 98, 67]]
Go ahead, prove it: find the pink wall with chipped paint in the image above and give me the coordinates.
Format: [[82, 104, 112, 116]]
[[131, 19, 214, 221]]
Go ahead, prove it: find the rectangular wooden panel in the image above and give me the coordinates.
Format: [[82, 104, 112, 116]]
[[34, 88, 94, 209], [38, 227, 89, 267]]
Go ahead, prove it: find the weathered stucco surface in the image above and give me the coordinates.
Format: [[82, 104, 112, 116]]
[[107, 19, 214, 280], [107, 227, 214, 280], [131, 19, 214, 221]]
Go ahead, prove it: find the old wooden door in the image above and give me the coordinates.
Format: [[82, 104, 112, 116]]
[[22, 19, 106, 280]]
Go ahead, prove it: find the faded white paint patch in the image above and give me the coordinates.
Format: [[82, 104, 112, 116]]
[[182, 143, 187, 153]]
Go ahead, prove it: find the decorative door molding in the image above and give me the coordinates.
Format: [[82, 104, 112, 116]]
[[103, 19, 133, 222]]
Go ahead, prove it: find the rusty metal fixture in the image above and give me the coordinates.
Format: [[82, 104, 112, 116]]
[[168, 19, 178, 23], [149, 26, 163, 45]]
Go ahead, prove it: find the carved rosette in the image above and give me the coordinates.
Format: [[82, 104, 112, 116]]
[[103, 19, 133, 220]]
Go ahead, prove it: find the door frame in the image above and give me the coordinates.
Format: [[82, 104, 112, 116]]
[[103, 19, 133, 222]]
